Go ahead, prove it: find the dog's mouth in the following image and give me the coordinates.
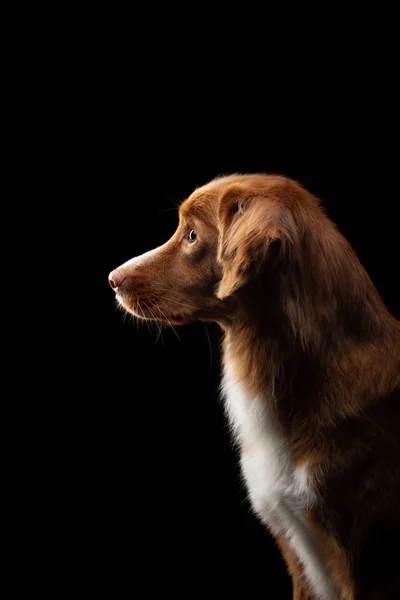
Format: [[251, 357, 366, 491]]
[[116, 294, 191, 325]]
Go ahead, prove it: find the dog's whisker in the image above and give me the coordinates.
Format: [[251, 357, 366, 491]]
[[145, 296, 165, 346], [203, 322, 213, 373], [158, 206, 179, 216], [154, 305, 183, 343]]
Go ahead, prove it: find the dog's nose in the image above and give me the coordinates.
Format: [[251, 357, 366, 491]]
[[109, 269, 126, 290]]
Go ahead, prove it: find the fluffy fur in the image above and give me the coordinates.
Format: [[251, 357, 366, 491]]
[[109, 174, 400, 599]]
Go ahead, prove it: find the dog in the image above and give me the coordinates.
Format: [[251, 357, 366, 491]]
[[109, 174, 400, 599]]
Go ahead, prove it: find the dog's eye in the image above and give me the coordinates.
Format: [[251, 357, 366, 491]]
[[188, 230, 197, 244]]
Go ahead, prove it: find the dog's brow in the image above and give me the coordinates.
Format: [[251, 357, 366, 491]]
[[180, 194, 216, 225]]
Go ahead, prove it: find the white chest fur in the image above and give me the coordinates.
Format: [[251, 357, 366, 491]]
[[221, 351, 338, 600]]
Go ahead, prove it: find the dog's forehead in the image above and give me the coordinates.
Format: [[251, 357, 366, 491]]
[[179, 175, 266, 224], [180, 189, 219, 224]]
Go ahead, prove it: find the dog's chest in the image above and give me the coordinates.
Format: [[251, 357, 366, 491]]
[[221, 354, 338, 599], [222, 354, 312, 516]]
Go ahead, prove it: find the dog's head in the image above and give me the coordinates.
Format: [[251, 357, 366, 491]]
[[109, 174, 312, 325]]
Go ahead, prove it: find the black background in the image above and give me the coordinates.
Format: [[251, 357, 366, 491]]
[[50, 25, 400, 597]]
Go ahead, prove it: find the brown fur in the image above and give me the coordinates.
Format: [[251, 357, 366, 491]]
[[110, 174, 400, 599], [275, 532, 316, 600]]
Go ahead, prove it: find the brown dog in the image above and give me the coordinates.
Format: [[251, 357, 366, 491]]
[[109, 174, 400, 599]]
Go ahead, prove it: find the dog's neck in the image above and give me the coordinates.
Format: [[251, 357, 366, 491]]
[[222, 231, 400, 438]]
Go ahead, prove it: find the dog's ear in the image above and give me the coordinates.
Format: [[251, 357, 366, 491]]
[[216, 184, 294, 300]]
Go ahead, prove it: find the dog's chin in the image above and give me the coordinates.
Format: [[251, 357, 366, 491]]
[[116, 294, 192, 325]]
